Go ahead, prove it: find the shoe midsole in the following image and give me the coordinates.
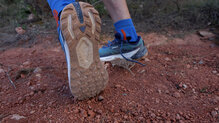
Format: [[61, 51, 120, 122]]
[[100, 48, 140, 62]]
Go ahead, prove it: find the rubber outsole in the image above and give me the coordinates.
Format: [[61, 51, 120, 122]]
[[60, 2, 109, 100]]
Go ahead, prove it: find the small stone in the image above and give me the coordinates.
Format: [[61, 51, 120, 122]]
[[110, 105, 115, 112], [20, 74, 26, 78], [28, 14, 35, 20], [211, 111, 217, 117], [23, 61, 30, 66], [39, 104, 43, 108], [155, 98, 160, 103], [81, 110, 87, 118], [33, 67, 42, 73], [15, 27, 26, 35], [150, 113, 156, 118], [179, 120, 185, 123], [198, 60, 204, 64], [98, 96, 104, 101], [30, 110, 35, 114], [18, 97, 22, 101], [179, 83, 183, 88], [139, 69, 145, 73], [29, 91, 34, 96], [36, 74, 41, 78], [176, 114, 181, 120], [123, 115, 128, 119], [157, 89, 162, 94], [165, 90, 170, 94], [115, 84, 121, 88], [88, 110, 95, 118], [197, 30, 215, 38], [73, 108, 80, 114], [96, 110, 102, 114], [0, 69, 4, 73], [173, 92, 181, 98], [212, 70, 217, 74], [114, 113, 120, 116], [186, 65, 191, 69], [27, 82, 31, 86], [10, 114, 26, 120], [138, 116, 144, 121], [123, 93, 127, 96], [182, 84, 187, 89], [144, 58, 150, 62], [165, 57, 171, 61]]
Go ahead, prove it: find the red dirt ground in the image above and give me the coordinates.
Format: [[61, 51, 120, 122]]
[[0, 31, 219, 122]]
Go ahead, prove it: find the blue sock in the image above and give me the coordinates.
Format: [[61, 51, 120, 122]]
[[114, 19, 138, 42], [47, 0, 75, 27]]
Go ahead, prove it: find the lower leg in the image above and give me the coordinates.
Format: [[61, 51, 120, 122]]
[[102, 0, 138, 42], [102, 0, 131, 23]]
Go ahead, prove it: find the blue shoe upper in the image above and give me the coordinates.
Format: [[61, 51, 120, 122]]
[[99, 33, 147, 65]]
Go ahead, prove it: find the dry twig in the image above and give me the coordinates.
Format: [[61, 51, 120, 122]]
[[6, 67, 16, 89]]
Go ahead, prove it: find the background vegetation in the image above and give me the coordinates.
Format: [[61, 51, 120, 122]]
[[0, 0, 219, 31]]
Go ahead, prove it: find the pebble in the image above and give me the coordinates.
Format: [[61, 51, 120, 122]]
[[73, 108, 79, 114], [30, 110, 35, 114], [98, 96, 104, 101], [36, 74, 41, 78], [10, 114, 26, 120], [150, 113, 156, 118], [155, 98, 160, 103], [123, 115, 128, 119], [0, 69, 4, 73], [18, 96, 22, 101], [176, 114, 181, 120], [81, 110, 87, 118], [144, 58, 150, 62], [22, 61, 30, 66], [139, 69, 145, 73], [96, 110, 102, 114], [88, 110, 95, 118], [157, 89, 162, 94], [179, 120, 185, 123], [198, 60, 204, 64], [165, 90, 170, 94], [212, 70, 217, 74], [137, 116, 144, 121], [165, 57, 171, 61], [173, 92, 181, 98], [33, 67, 42, 73], [182, 84, 187, 89], [186, 64, 191, 69], [27, 82, 31, 86], [115, 84, 121, 88], [15, 27, 26, 35], [211, 111, 217, 117], [29, 91, 35, 96]]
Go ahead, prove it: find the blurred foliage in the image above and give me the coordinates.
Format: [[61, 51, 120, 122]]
[[0, 0, 219, 30]]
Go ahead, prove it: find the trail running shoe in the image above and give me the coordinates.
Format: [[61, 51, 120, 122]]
[[99, 34, 148, 62], [58, 2, 108, 100]]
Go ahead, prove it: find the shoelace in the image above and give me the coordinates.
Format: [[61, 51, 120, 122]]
[[120, 40, 146, 66], [103, 37, 145, 66]]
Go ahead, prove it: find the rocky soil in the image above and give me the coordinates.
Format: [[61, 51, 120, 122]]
[[0, 30, 219, 122]]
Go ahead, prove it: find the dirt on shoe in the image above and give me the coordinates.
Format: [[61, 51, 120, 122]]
[[60, 2, 108, 100]]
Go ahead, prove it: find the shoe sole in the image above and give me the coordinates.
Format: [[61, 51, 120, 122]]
[[60, 2, 108, 100]]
